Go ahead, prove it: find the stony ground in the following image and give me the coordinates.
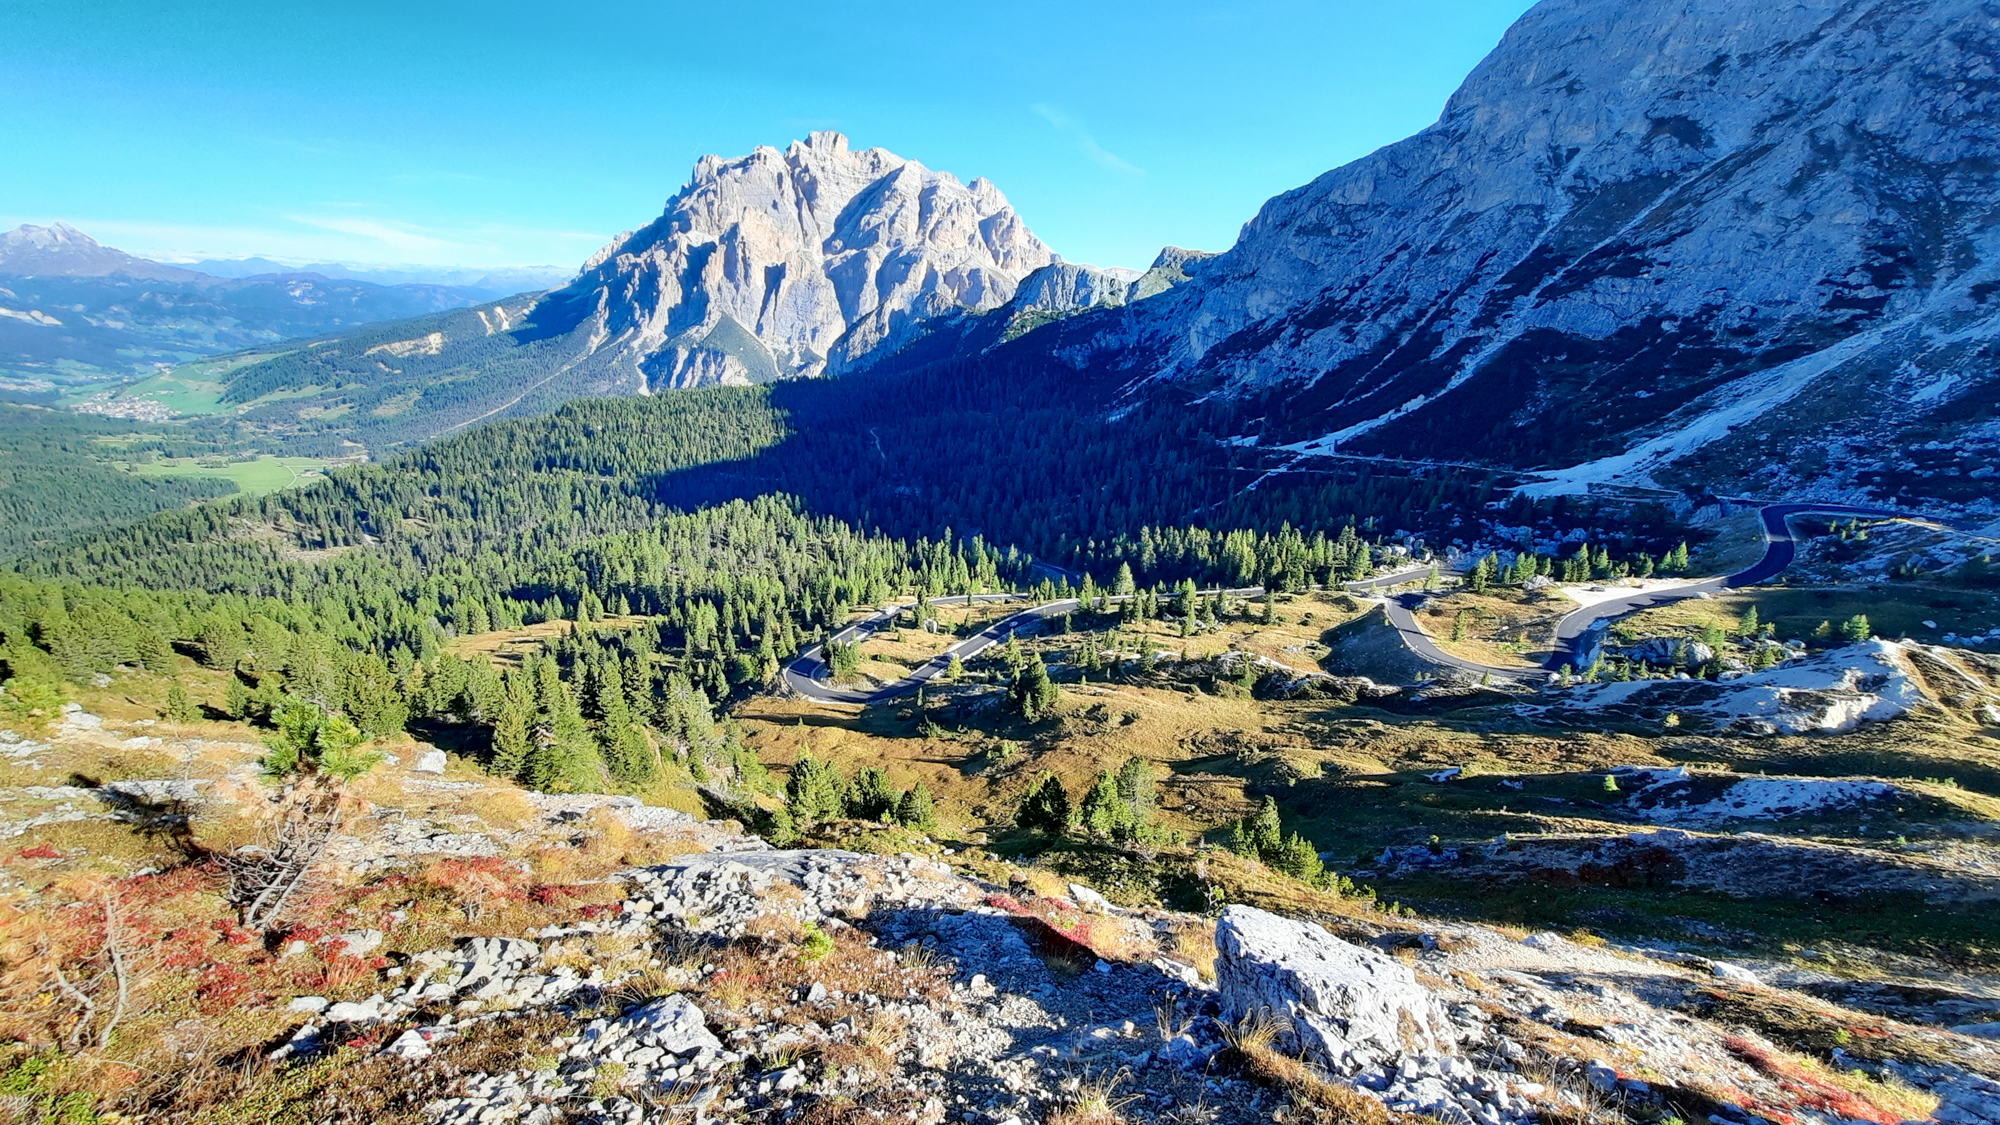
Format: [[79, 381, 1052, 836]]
[[245, 823, 2000, 1125], [6, 687, 2000, 1125]]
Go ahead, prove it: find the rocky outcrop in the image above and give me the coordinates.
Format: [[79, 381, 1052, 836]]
[[530, 131, 1054, 389], [1540, 638, 1940, 734], [1008, 262, 1136, 317], [1620, 638, 1717, 668], [621, 849, 974, 935], [1129, 246, 1215, 302], [1214, 905, 1456, 1070]]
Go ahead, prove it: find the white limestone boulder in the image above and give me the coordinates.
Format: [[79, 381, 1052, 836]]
[[1214, 905, 1457, 1072]]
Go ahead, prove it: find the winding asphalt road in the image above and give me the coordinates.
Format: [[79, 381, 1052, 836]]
[[1536, 502, 1929, 673], [785, 586, 1290, 705], [1380, 502, 1934, 682], [783, 502, 1938, 703]]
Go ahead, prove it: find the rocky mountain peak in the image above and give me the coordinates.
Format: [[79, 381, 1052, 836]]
[[1084, 0, 2000, 512], [539, 132, 1055, 388], [0, 222, 202, 280]]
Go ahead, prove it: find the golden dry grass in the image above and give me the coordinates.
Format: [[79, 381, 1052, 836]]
[[445, 616, 653, 669], [1045, 1068, 1137, 1125], [1408, 588, 1563, 669], [1222, 1015, 1426, 1125]]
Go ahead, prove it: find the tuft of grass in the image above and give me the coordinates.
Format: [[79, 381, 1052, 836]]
[[1220, 1017, 1403, 1125], [587, 1060, 630, 1099], [1046, 1068, 1138, 1125], [603, 967, 681, 1014], [798, 921, 834, 963]]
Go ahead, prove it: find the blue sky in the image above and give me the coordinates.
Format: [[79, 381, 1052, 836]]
[[2, 1, 1536, 273]]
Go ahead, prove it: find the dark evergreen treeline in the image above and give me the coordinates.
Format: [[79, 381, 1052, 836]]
[[649, 346, 1692, 568], [0, 406, 242, 560], [6, 326, 1701, 802], [5, 390, 1044, 793]]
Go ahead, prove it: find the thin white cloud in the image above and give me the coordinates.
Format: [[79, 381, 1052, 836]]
[[1032, 103, 1145, 177], [285, 214, 463, 257]]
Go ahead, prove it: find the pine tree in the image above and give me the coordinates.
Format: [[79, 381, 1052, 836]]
[[263, 698, 378, 781], [225, 676, 252, 721], [1017, 772, 1072, 835], [1740, 605, 1760, 638], [1113, 562, 1136, 596], [1468, 554, 1496, 594], [848, 767, 900, 821], [197, 615, 246, 671], [894, 782, 937, 831], [1273, 832, 1326, 885], [1010, 653, 1059, 720], [597, 680, 656, 787], [163, 680, 199, 723], [1115, 757, 1155, 825], [622, 655, 654, 724], [1233, 796, 1284, 860], [1840, 614, 1872, 642], [1079, 771, 1128, 839], [489, 676, 534, 778], [522, 660, 602, 793], [786, 754, 848, 823], [823, 638, 860, 682]]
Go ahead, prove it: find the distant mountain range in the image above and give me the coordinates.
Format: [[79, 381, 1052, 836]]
[[0, 223, 556, 390], [183, 256, 570, 296], [0, 222, 208, 281], [172, 134, 1155, 446]]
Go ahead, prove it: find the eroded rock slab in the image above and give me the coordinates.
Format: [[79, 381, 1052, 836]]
[[1214, 904, 1456, 1071]]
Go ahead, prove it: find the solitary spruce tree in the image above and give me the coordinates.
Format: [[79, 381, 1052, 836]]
[[895, 782, 938, 832], [1017, 772, 1072, 836], [1010, 653, 1059, 721], [786, 754, 848, 823]]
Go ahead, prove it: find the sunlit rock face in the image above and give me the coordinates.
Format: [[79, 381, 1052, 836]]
[[1083, 0, 2000, 510], [535, 131, 1054, 388]]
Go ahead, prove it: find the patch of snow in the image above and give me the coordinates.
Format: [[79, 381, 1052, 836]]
[[1636, 776, 1895, 825]]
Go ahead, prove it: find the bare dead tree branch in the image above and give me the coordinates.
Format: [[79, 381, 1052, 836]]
[[45, 943, 97, 1049], [230, 781, 345, 932], [99, 895, 130, 1049]]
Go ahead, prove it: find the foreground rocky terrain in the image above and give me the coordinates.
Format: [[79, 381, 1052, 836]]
[[4, 674, 1999, 1125]]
